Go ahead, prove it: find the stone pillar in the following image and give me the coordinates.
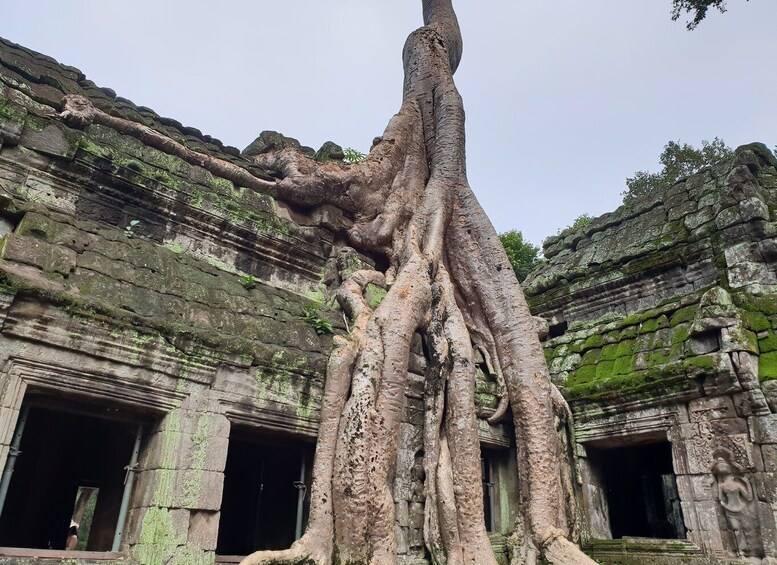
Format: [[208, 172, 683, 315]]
[[126, 391, 229, 565], [393, 391, 424, 561], [749, 414, 777, 559], [576, 445, 612, 540]]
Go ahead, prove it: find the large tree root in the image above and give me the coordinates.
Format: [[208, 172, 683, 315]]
[[57, 3, 596, 562], [186, 2, 590, 564]]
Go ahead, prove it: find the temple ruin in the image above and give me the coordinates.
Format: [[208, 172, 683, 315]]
[[0, 34, 775, 565], [525, 142, 777, 564]]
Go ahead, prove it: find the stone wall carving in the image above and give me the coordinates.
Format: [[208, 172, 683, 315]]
[[712, 449, 762, 558]]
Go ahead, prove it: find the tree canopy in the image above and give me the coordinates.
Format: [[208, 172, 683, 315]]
[[671, 0, 748, 29], [499, 230, 540, 282], [622, 138, 733, 205]]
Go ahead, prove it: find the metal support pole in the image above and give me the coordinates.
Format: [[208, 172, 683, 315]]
[[112, 424, 143, 552], [0, 404, 30, 519], [488, 480, 497, 532], [293, 452, 307, 540]]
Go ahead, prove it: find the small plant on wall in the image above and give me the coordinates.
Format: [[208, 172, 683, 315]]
[[124, 219, 140, 238], [241, 274, 257, 290], [302, 303, 333, 335]]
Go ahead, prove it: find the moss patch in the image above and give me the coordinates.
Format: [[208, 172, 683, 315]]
[[364, 283, 387, 310], [734, 293, 777, 316], [760, 351, 777, 381], [670, 305, 698, 327], [582, 334, 603, 350], [759, 333, 777, 354], [743, 310, 771, 332]]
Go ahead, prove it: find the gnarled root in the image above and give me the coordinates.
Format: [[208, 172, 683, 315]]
[[239, 1, 594, 563], [240, 269, 383, 565], [543, 535, 598, 565]]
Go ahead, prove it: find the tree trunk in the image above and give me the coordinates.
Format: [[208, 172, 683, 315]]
[[238, 2, 597, 564]]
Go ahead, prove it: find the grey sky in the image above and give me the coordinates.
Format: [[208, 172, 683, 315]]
[[3, 1, 776, 247]]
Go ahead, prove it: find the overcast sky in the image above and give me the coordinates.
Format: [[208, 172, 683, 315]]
[[3, 1, 776, 246]]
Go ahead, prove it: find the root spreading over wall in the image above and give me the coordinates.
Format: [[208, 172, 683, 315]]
[[62, 1, 596, 563], [237, 2, 595, 564]]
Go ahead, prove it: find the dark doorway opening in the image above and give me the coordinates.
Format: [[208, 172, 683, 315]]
[[216, 434, 313, 557], [0, 404, 138, 551], [599, 441, 685, 539]]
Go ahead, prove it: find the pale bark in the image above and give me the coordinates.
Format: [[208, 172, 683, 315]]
[[239, 1, 596, 563]]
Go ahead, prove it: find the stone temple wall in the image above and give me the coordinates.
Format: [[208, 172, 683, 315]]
[[0, 38, 511, 565], [525, 145, 777, 564], [0, 34, 341, 565]]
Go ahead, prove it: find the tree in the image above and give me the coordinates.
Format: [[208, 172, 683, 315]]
[[238, 3, 592, 563], [499, 230, 541, 282], [671, 0, 748, 29], [623, 138, 733, 205], [62, 2, 592, 563]]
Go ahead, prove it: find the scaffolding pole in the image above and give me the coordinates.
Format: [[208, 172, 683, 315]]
[[112, 424, 143, 552], [294, 452, 307, 540], [0, 405, 30, 519]]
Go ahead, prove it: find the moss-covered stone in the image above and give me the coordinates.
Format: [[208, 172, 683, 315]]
[[242, 130, 303, 157], [614, 339, 638, 358], [671, 325, 691, 345], [571, 364, 597, 384], [683, 355, 716, 372], [670, 305, 698, 327], [603, 330, 620, 345], [582, 334, 603, 350], [600, 344, 620, 361], [612, 355, 635, 376], [314, 141, 345, 162], [742, 310, 772, 332], [581, 348, 602, 366], [759, 332, 777, 354], [0, 210, 335, 371], [734, 293, 777, 316], [594, 358, 616, 379], [760, 351, 777, 381], [647, 350, 671, 368], [616, 326, 637, 341]]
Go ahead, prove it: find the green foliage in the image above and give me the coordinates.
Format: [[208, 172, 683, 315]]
[[498, 229, 541, 282], [302, 303, 334, 335], [671, 0, 726, 29], [343, 147, 366, 164], [241, 274, 257, 290], [124, 219, 141, 239], [545, 214, 594, 247], [560, 214, 593, 237], [671, 0, 746, 30], [623, 138, 733, 205]]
